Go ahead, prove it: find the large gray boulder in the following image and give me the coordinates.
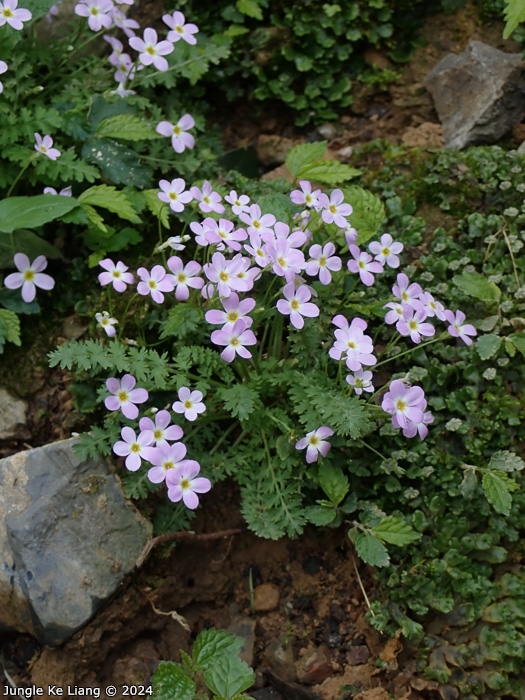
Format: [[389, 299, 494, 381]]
[[0, 438, 151, 646], [424, 41, 525, 149]]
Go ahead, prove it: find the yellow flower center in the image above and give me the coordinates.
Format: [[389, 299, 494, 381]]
[[329, 204, 337, 214], [347, 341, 356, 349], [203, 196, 211, 205], [180, 478, 190, 490], [358, 261, 365, 269], [319, 256, 327, 267], [173, 125, 181, 135], [409, 320, 418, 330], [148, 280, 157, 289], [163, 461, 174, 471], [90, 7, 99, 15], [396, 399, 406, 412], [112, 270, 122, 279], [253, 220, 261, 229], [130, 442, 140, 453], [308, 435, 319, 446], [169, 192, 178, 200], [23, 270, 35, 282], [118, 391, 128, 402], [227, 311, 239, 322], [401, 291, 408, 301], [230, 337, 239, 346], [176, 25, 184, 34], [290, 299, 299, 310], [154, 429, 163, 440], [381, 247, 390, 256], [184, 400, 193, 409], [3, 8, 13, 17], [40, 145, 48, 153], [277, 256, 286, 267], [219, 271, 229, 282], [146, 46, 156, 56], [177, 273, 187, 283]]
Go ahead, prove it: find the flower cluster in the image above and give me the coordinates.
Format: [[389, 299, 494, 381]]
[[381, 380, 433, 440]]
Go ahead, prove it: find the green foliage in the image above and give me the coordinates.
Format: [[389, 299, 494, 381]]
[[0, 195, 78, 234], [503, 0, 525, 37], [342, 186, 386, 244], [286, 141, 360, 184], [95, 114, 161, 142]]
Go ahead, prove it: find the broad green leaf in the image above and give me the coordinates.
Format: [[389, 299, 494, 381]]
[[503, 0, 525, 38], [23, 0, 60, 22], [354, 531, 390, 567], [0, 289, 40, 314], [81, 138, 153, 188], [452, 271, 501, 303], [79, 185, 141, 224], [0, 195, 78, 233], [236, 0, 263, 19], [86, 94, 135, 130], [286, 141, 327, 176], [482, 472, 512, 516], [478, 315, 499, 332], [476, 333, 501, 360], [258, 194, 296, 225], [298, 160, 361, 184], [204, 655, 255, 698], [342, 186, 385, 244], [318, 462, 349, 506], [488, 450, 525, 473], [151, 661, 195, 700], [96, 114, 161, 141], [305, 504, 338, 526], [0, 229, 62, 268], [459, 467, 478, 498], [372, 515, 420, 546], [0, 309, 21, 346], [192, 628, 243, 671], [507, 331, 525, 358]]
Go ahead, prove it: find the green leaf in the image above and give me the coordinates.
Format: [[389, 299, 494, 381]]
[[0, 195, 78, 233], [503, 0, 525, 38], [305, 504, 338, 526], [151, 661, 196, 700], [318, 462, 349, 506], [342, 186, 385, 244], [488, 450, 525, 473], [476, 333, 501, 360], [0, 289, 39, 314], [286, 141, 327, 176], [218, 384, 259, 421], [79, 185, 141, 224], [204, 656, 255, 698], [258, 194, 296, 225], [236, 0, 263, 20], [298, 160, 361, 185], [81, 138, 153, 188], [482, 472, 513, 516], [372, 515, 421, 546], [0, 229, 62, 268], [452, 271, 501, 303], [459, 467, 478, 498], [143, 189, 170, 229], [192, 629, 244, 671], [507, 331, 525, 358], [95, 114, 161, 141], [0, 309, 21, 346], [354, 531, 390, 567]]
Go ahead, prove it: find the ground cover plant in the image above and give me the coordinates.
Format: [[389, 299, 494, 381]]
[[2, 0, 525, 698]]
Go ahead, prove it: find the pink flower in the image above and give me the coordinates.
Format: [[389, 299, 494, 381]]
[[74, 0, 113, 31], [211, 319, 257, 362], [129, 28, 174, 71], [0, 0, 31, 29], [267, 237, 306, 283], [0, 60, 8, 94], [113, 426, 155, 472], [172, 387, 206, 421], [290, 180, 322, 209], [319, 189, 353, 228], [276, 283, 319, 330], [162, 10, 199, 45], [392, 273, 423, 309], [244, 232, 270, 268], [329, 317, 376, 372], [444, 310, 477, 346], [225, 190, 250, 215], [167, 256, 204, 300], [190, 181, 224, 214], [419, 292, 446, 321], [165, 461, 211, 509], [139, 410, 183, 446], [239, 204, 275, 240], [368, 233, 403, 269], [147, 442, 188, 483], [381, 380, 426, 430], [110, 7, 139, 37], [346, 369, 374, 395], [396, 307, 435, 344], [202, 217, 247, 251], [4, 253, 54, 303], [98, 259, 134, 292], [43, 186, 72, 196], [383, 301, 406, 325], [305, 242, 342, 284], [156, 114, 195, 153], [203, 252, 252, 298], [347, 245, 383, 286], [392, 410, 433, 440], [104, 374, 149, 420], [95, 311, 118, 337], [34, 133, 61, 160], [205, 292, 255, 329], [157, 178, 193, 213], [137, 265, 175, 304], [295, 426, 334, 464]]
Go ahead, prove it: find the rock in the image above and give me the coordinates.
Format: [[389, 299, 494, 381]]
[[250, 689, 284, 700], [0, 437, 151, 646], [227, 614, 257, 667], [254, 582, 281, 612], [424, 41, 525, 149], [401, 122, 443, 148], [346, 645, 370, 665], [267, 671, 323, 700], [0, 387, 28, 439], [295, 645, 333, 685], [256, 134, 297, 167], [263, 635, 297, 681]]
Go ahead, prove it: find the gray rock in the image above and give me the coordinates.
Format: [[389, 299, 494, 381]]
[[0, 387, 28, 439], [0, 437, 151, 646], [424, 41, 525, 149], [227, 614, 256, 667]]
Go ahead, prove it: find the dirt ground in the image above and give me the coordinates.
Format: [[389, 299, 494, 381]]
[[1, 4, 525, 699]]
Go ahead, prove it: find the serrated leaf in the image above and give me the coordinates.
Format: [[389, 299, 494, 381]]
[[305, 504, 338, 526], [236, 0, 263, 19], [342, 186, 385, 244], [143, 189, 170, 229], [482, 472, 512, 516], [503, 0, 525, 39], [0, 309, 21, 346], [507, 331, 525, 358], [476, 333, 501, 360], [354, 531, 390, 567], [286, 141, 327, 176], [452, 271, 501, 303], [81, 138, 153, 188], [79, 185, 141, 224], [372, 515, 420, 546], [218, 384, 258, 421], [82, 203, 107, 233], [318, 462, 349, 506], [192, 629, 243, 671], [0, 195, 78, 233], [204, 655, 255, 698], [96, 114, 161, 141], [298, 160, 361, 185], [258, 193, 296, 225], [151, 660, 195, 700], [488, 450, 525, 473]]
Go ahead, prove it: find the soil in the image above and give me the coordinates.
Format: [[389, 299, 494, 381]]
[[1, 4, 525, 700]]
